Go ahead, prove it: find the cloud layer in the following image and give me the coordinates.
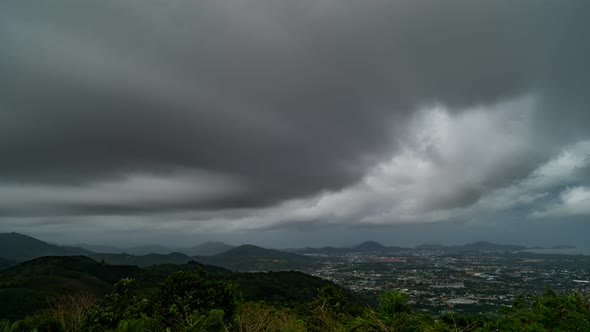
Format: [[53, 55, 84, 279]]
[[0, 0, 589, 245]]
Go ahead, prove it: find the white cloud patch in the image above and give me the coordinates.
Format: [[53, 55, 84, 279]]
[[317, 96, 538, 225], [478, 139, 590, 214], [211, 96, 588, 231], [523, 141, 590, 190], [530, 186, 590, 219], [166, 95, 542, 231]]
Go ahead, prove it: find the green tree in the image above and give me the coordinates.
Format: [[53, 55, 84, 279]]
[[478, 288, 590, 331], [350, 290, 434, 332], [183, 309, 226, 332], [234, 302, 306, 332], [378, 291, 412, 317], [150, 271, 240, 331], [113, 317, 162, 332], [81, 278, 147, 331], [307, 285, 351, 332]]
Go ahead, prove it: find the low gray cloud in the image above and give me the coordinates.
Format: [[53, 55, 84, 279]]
[[0, 0, 589, 245]]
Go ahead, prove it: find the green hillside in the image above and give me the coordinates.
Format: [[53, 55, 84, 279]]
[[0, 256, 144, 285], [0, 256, 346, 321], [232, 270, 359, 306], [0, 256, 121, 320]]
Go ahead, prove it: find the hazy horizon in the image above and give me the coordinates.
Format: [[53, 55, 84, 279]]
[[1, 1, 589, 248], [13, 227, 590, 251]]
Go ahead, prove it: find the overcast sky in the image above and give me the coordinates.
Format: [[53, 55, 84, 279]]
[[1, 0, 589, 248]]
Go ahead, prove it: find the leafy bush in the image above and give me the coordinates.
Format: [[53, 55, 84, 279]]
[[81, 278, 147, 331], [235, 302, 305, 332], [149, 271, 240, 331], [306, 285, 352, 332], [349, 290, 433, 332], [478, 288, 590, 332], [4, 270, 590, 332], [113, 317, 162, 332]]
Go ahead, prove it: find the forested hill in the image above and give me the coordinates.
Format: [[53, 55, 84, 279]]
[[0, 255, 350, 322]]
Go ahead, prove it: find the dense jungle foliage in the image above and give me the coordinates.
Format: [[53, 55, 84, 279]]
[[1, 268, 588, 332]]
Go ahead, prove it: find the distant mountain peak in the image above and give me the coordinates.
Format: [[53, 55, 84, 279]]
[[2, 232, 38, 240], [177, 241, 235, 256], [221, 244, 270, 255], [355, 241, 386, 251], [0, 233, 92, 262]]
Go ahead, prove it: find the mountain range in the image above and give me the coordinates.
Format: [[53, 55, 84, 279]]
[[0, 233, 92, 262], [0, 233, 318, 272], [75, 241, 235, 256], [0, 233, 575, 272]]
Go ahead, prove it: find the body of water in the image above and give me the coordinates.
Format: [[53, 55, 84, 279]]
[[524, 248, 590, 256]]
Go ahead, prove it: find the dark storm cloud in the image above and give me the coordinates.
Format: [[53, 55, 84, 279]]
[[0, 0, 588, 216]]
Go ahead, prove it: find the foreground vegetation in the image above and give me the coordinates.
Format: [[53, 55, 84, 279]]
[[1, 268, 588, 332]]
